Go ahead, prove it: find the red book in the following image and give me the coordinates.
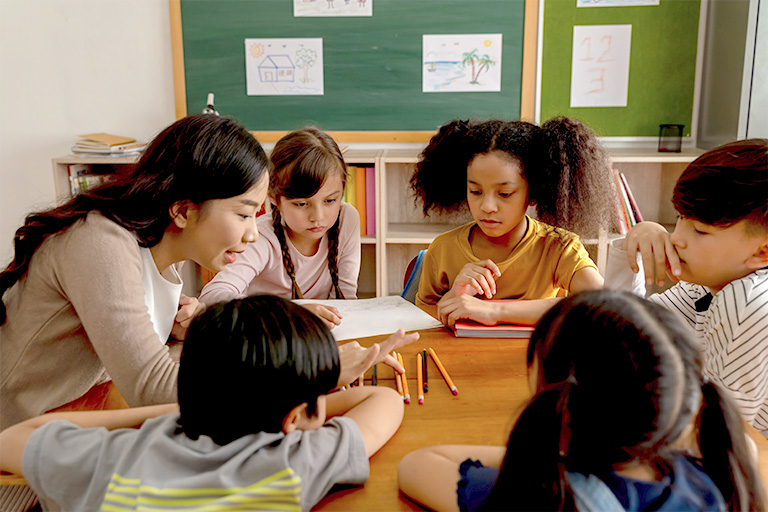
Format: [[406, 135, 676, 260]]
[[365, 167, 376, 236], [619, 172, 644, 223]]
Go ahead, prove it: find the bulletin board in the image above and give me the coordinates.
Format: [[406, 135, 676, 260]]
[[170, 0, 538, 142], [539, 0, 701, 137]]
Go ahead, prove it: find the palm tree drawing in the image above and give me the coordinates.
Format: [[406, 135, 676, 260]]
[[462, 49, 496, 84]]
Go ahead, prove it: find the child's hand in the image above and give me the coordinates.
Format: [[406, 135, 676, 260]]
[[337, 329, 420, 387], [625, 221, 681, 287], [437, 294, 498, 329], [302, 303, 343, 330], [451, 260, 501, 298], [171, 294, 206, 340]]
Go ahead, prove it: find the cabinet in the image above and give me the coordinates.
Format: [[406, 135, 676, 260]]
[[53, 147, 706, 299], [52, 154, 140, 203]]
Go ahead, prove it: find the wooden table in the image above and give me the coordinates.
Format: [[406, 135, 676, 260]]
[[315, 326, 768, 510], [315, 327, 534, 511]]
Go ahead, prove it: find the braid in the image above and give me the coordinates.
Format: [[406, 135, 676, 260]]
[[326, 213, 344, 299], [272, 208, 303, 299]]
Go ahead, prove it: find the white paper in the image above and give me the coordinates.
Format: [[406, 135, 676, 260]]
[[423, 34, 502, 93], [578, 0, 658, 6], [294, 0, 372, 17], [245, 38, 324, 96], [570, 25, 632, 107], [293, 296, 443, 341]]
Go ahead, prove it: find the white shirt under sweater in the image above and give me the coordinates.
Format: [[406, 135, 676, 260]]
[[605, 238, 768, 437], [199, 202, 361, 306]]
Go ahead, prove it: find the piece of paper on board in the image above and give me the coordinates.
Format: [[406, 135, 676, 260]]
[[245, 38, 324, 96], [423, 34, 502, 93], [578, 0, 659, 6], [294, 0, 372, 17], [293, 296, 443, 342], [570, 25, 631, 108]]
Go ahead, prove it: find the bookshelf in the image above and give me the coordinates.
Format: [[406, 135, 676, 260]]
[[52, 147, 705, 298], [52, 154, 140, 203]]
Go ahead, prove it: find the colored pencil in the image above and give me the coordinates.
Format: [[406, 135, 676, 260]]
[[397, 352, 410, 404], [428, 347, 458, 395], [394, 366, 403, 398], [372, 364, 377, 386], [416, 352, 424, 404], [422, 348, 428, 392]]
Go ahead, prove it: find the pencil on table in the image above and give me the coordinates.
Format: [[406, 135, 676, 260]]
[[372, 364, 377, 386], [416, 352, 424, 404], [397, 352, 411, 404], [422, 348, 428, 392], [394, 365, 403, 398], [428, 347, 458, 395]]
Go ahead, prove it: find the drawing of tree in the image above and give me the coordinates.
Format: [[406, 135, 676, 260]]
[[462, 49, 496, 84], [295, 48, 318, 83]]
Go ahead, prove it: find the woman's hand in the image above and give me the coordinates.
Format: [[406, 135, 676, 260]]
[[437, 294, 499, 329], [302, 303, 343, 330], [171, 294, 206, 340], [625, 221, 681, 287], [450, 260, 501, 299], [337, 329, 420, 388]]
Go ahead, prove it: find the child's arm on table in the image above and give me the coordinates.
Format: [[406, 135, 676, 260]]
[[326, 386, 403, 458], [624, 221, 681, 287], [0, 403, 179, 476], [398, 445, 506, 512], [303, 303, 343, 329], [437, 266, 603, 328]]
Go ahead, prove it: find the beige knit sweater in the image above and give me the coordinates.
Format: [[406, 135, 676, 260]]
[[1, 212, 179, 430]]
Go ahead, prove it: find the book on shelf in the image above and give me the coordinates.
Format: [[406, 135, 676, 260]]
[[618, 172, 644, 223], [67, 164, 115, 195], [345, 166, 357, 210], [453, 318, 535, 338], [73, 132, 146, 155], [365, 166, 376, 236], [355, 166, 367, 236], [611, 169, 631, 234]]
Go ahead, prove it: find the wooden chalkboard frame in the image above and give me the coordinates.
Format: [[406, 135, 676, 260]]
[[169, 0, 538, 142]]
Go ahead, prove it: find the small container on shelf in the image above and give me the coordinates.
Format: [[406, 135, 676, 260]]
[[658, 124, 684, 153]]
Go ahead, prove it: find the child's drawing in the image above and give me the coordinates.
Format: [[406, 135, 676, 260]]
[[245, 38, 324, 96], [423, 34, 502, 93], [294, 0, 372, 17], [578, 0, 658, 6]]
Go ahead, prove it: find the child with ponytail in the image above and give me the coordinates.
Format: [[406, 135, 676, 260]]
[[398, 290, 766, 511], [410, 117, 614, 327], [199, 127, 361, 328]]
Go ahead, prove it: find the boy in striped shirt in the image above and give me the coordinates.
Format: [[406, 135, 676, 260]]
[[606, 139, 768, 437]]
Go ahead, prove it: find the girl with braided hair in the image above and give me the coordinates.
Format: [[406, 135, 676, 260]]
[[411, 117, 614, 328], [199, 127, 360, 329], [398, 290, 766, 511]]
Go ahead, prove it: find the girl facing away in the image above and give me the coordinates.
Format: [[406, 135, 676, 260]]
[[398, 290, 766, 512], [0, 114, 270, 430], [199, 127, 361, 329], [410, 117, 614, 327]]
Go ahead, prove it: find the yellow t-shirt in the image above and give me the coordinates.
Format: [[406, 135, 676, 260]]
[[415, 216, 597, 307]]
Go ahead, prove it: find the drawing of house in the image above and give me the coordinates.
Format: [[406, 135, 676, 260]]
[[258, 55, 296, 82]]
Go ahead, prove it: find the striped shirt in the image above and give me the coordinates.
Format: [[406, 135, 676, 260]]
[[604, 240, 768, 437], [648, 269, 768, 437]]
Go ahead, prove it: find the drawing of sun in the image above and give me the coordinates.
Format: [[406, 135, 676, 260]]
[[484, 39, 493, 47], [249, 43, 265, 58]]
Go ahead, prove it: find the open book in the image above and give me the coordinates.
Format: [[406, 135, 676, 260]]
[[453, 318, 535, 338]]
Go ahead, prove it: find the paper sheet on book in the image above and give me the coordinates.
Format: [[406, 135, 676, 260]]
[[293, 296, 443, 342]]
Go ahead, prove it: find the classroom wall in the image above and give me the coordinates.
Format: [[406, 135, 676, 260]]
[[0, 0, 176, 263]]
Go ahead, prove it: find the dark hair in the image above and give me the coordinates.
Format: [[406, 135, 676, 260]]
[[177, 295, 340, 445], [481, 290, 765, 511], [409, 117, 614, 238], [269, 127, 348, 299], [673, 139, 768, 234], [0, 114, 270, 324]]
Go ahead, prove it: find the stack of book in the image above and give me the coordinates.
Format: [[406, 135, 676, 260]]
[[343, 165, 376, 237], [72, 133, 146, 155], [612, 168, 644, 235]]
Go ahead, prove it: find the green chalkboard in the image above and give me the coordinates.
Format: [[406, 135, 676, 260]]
[[540, 0, 700, 137], [179, 0, 526, 132]]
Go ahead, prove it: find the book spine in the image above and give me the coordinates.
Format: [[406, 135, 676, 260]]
[[355, 167, 367, 236], [618, 172, 644, 223], [345, 166, 357, 210], [612, 169, 630, 234], [365, 166, 375, 237], [617, 173, 636, 227]]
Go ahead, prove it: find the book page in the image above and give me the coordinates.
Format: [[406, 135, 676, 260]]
[[294, 296, 443, 341]]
